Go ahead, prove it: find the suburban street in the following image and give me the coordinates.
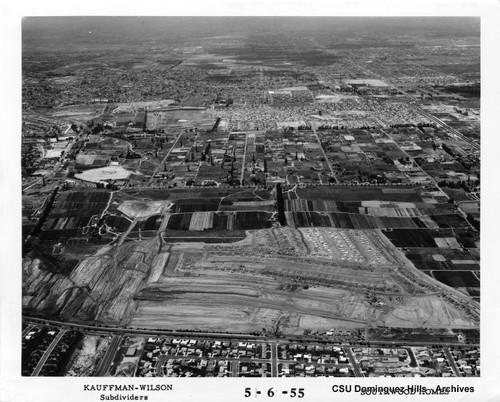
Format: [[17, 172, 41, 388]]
[[344, 347, 364, 377], [95, 335, 123, 376], [443, 347, 461, 377], [31, 330, 67, 376]]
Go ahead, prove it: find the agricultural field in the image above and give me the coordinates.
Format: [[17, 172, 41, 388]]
[[286, 211, 428, 229], [17, 15, 483, 382], [165, 211, 274, 231], [382, 225, 480, 299], [36, 190, 111, 244], [282, 185, 451, 231], [23, 181, 479, 335]]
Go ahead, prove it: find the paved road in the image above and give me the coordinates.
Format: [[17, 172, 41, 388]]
[[155, 354, 267, 377], [146, 130, 184, 186], [231, 360, 239, 377], [31, 330, 67, 376], [240, 132, 248, 185], [23, 133, 81, 192], [311, 128, 338, 183], [24, 316, 265, 340], [117, 217, 138, 246], [157, 207, 173, 234], [23, 316, 478, 361], [383, 129, 438, 186], [413, 106, 480, 151], [344, 347, 364, 377], [443, 347, 461, 377], [95, 335, 123, 376], [270, 342, 278, 377], [343, 57, 480, 152], [23, 177, 45, 192], [22, 325, 34, 337]]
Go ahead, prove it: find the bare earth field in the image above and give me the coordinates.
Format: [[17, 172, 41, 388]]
[[74, 166, 133, 184], [65, 335, 112, 376], [129, 227, 478, 334], [23, 225, 478, 334], [117, 200, 169, 219]]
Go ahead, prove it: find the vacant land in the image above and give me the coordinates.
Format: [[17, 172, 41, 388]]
[[129, 227, 478, 334], [65, 335, 112, 376], [74, 166, 133, 184]]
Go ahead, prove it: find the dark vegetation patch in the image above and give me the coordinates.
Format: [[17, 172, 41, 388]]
[[432, 270, 479, 288], [104, 215, 131, 232], [131, 215, 163, 232], [162, 229, 246, 243], [28, 245, 80, 275], [382, 229, 443, 248], [44, 216, 93, 230], [287, 211, 426, 229], [430, 214, 470, 229], [172, 198, 221, 213], [166, 211, 273, 231], [454, 228, 480, 248], [369, 326, 471, 344], [39, 229, 82, 241], [467, 288, 480, 297], [293, 186, 423, 202], [233, 211, 273, 230], [127, 230, 158, 239], [405, 248, 479, 271], [167, 213, 192, 230], [122, 187, 270, 202]]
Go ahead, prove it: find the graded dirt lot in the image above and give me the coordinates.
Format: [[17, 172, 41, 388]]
[[74, 166, 133, 184], [23, 239, 161, 324], [65, 335, 112, 376], [117, 200, 168, 219], [129, 227, 478, 334], [23, 225, 478, 334]]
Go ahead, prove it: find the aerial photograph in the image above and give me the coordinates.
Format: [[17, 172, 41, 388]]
[[21, 16, 480, 378]]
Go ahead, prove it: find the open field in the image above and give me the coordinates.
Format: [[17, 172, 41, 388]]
[[405, 248, 479, 271], [20, 17, 480, 380], [146, 108, 214, 130], [65, 335, 112, 376], [286, 211, 428, 229], [23, 239, 160, 324], [23, 225, 478, 334], [128, 227, 478, 334], [166, 211, 274, 231], [74, 166, 133, 184], [117, 200, 168, 219], [24, 182, 479, 335], [110, 337, 146, 377], [291, 186, 425, 203]]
